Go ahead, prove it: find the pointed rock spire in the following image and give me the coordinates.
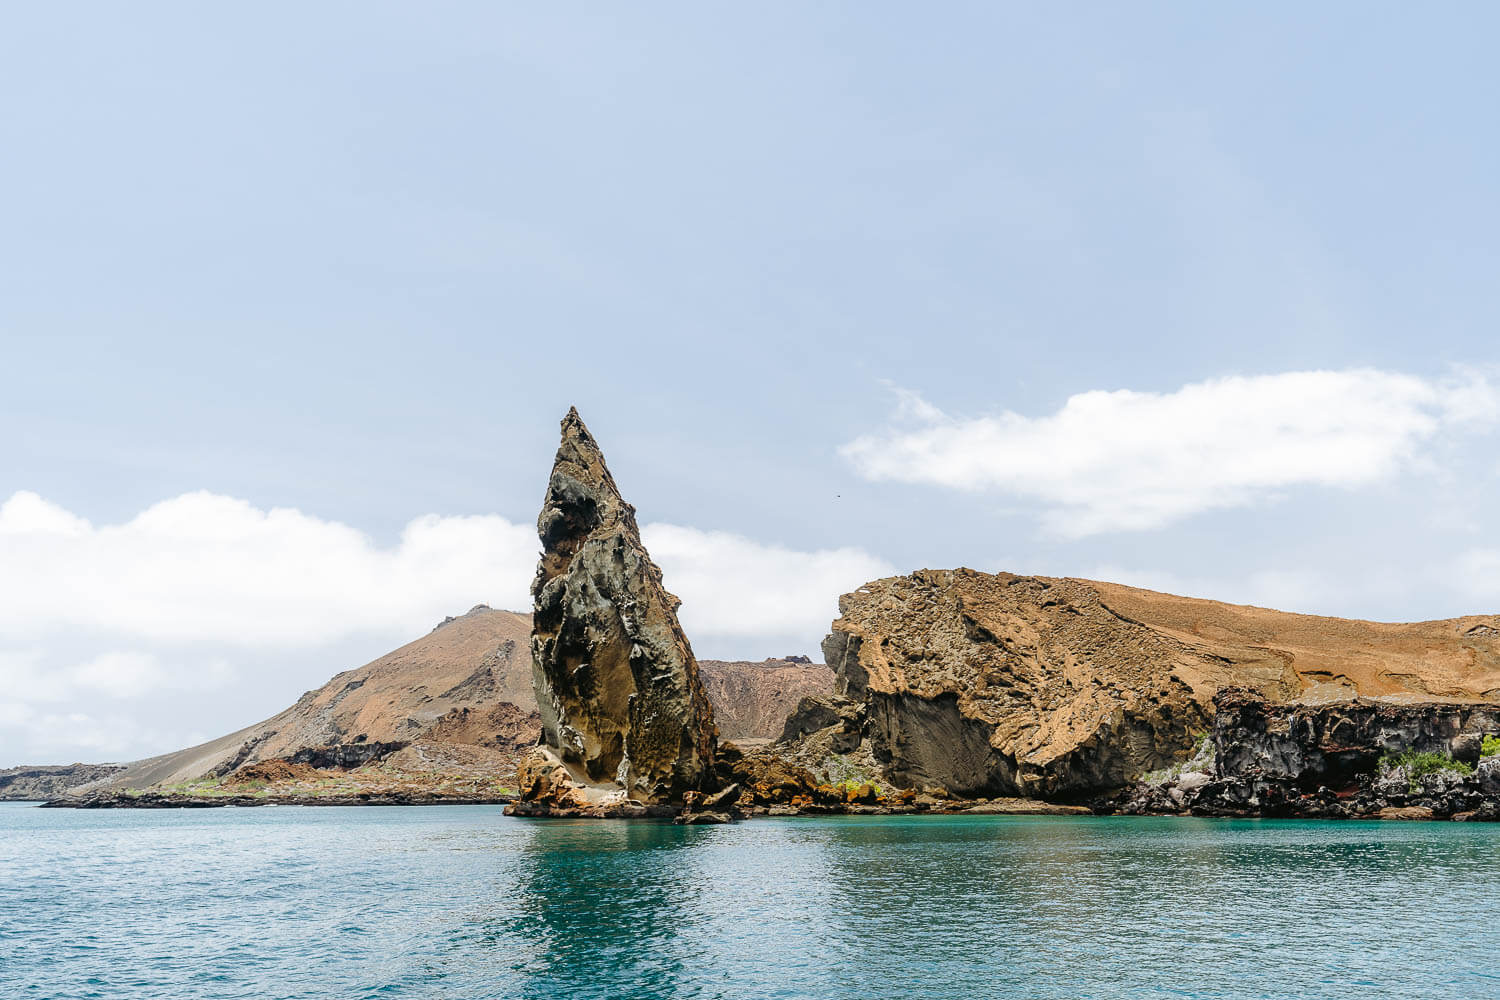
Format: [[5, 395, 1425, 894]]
[[517, 407, 717, 810]]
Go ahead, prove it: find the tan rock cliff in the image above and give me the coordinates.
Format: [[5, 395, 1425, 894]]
[[822, 569, 1500, 799]]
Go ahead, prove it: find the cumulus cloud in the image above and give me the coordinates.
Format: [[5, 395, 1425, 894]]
[[0, 490, 889, 650], [0, 491, 893, 762], [0, 491, 539, 644], [0, 700, 178, 762], [841, 369, 1499, 537], [0, 650, 166, 703], [642, 524, 896, 654]]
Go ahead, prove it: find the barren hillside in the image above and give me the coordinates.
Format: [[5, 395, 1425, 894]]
[[105, 607, 830, 790], [698, 658, 834, 741], [111, 606, 534, 788]]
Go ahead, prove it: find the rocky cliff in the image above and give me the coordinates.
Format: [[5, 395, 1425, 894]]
[[1126, 688, 1500, 820], [517, 408, 718, 811], [814, 569, 1500, 800]]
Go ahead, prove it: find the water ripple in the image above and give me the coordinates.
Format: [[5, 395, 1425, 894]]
[[1, 803, 1497, 998]]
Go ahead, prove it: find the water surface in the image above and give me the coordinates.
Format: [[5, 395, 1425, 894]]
[[2, 802, 1495, 999]]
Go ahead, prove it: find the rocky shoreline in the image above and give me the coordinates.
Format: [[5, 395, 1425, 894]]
[[43, 785, 1090, 816], [1119, 689, 1500, 822], [28, 411, 1500, 827], [42, 791, 519, 809]]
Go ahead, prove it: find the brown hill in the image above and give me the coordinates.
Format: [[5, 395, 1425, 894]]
[[110, 605, 535, 788], [102, 606, 829, 791], [818, 569, 1500, 800], [698, 659, 834, 741]]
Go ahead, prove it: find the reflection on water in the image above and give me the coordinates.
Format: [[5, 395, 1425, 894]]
[[2, 803, 1498, 999]]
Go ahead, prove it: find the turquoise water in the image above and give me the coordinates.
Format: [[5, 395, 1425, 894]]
[[2, 803, 1497, 999]]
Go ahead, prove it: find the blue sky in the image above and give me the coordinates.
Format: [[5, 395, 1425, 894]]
[[4, 5, 1500, 765]]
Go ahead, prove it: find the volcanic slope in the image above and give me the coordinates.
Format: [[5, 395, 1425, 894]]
[[699, 659, 834, 742], [110, 605, 534, 788], [106, 607, 831, 789]]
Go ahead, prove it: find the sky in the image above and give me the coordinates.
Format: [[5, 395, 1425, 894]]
[[4, 4, 1500, 766]]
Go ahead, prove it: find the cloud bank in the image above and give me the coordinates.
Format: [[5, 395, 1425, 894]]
[[0, 490, 890, 650], [0, 490, 892, 763], [842, 369, 1499, 536], [0, 490, 539, 645]]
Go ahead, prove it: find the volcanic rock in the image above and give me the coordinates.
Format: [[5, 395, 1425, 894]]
[[675, 810, 732, 825], [819, 568, 1500, 799], [0, 763, 125, 801], [520, 408, 717, 810], [1125, 688, 1500, 820], [779, 694, 864, 751], [423, 701, 542, 752], [228, 760, 321, 785], [714, 742, 820, 807]]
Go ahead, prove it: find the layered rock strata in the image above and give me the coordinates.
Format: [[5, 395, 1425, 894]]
[[810, 569, 1500, 800], [1125, 689, 1500, 820], [514, 408, 718, 815]]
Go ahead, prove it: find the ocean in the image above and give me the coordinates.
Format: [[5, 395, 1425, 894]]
[[2, 802, 1496, 999]]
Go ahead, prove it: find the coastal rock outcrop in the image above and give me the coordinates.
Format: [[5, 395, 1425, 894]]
[[813, 569, 1500, 800], [1124, 688, 1500, 819], [516, 408, 718, 813], [0, 763, 125, 801]]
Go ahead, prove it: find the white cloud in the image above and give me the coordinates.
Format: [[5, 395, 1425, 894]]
[[841, 368, 1499, 537], [0, 700, 172, 763], [0, 491, 539, 644], [0, 650, 184, 703], [643, 524, 896, 655], [0, 491, 890, 650], [0, 491, 895, 763]]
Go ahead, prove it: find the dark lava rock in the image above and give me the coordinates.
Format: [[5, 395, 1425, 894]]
[[1124, 689, 1500, 821], [675, 811, 733, 825], [517, 408, 718, 813]]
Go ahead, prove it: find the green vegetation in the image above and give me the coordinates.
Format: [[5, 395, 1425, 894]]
[[1378, 750, 1473, 794], [1481, 735, 1500, 759], [1141, 732, 1215, 786], [818, 754, 883, 795], [830, 778, 883, 798]]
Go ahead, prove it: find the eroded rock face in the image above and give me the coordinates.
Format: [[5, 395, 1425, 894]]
[[1210, 689, 1500, 788], [522, 408, 717, 808], [821, 569, 1500, 799], [1124, 689, 1500, 819]]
